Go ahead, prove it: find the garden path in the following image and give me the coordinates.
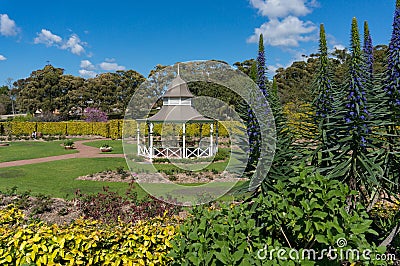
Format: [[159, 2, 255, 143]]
[[0, 139, 124, 168]]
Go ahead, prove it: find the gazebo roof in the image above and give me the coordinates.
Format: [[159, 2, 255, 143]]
[[139, 74, 213, 123], [145, 105, 213, 123], [163, 75, 194, 98]]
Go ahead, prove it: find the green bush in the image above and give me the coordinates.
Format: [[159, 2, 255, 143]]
[[253, 166, 386, 265], [63, 140, 74, 147], [170, 202, 263, 265], [171, 167, 388, 265]]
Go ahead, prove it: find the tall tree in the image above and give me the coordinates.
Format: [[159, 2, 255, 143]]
[[233, 59, 257, 81], [57, 75, 86, 117], [0, 85, 11, 115], [274, 59, 318, 105], [16, 65, 64, 114], [82, 70, 144, 118]]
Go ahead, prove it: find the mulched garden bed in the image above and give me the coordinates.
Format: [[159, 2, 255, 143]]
[[76, 169, 249, 184]]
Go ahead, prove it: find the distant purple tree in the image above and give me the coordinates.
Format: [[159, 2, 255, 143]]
[[84, 107, 108, 122]]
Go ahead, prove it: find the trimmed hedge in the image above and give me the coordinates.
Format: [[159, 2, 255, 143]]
[[0, 206, 179, 265], [0, 121, 123, 139], [0, 120, 240, 139]]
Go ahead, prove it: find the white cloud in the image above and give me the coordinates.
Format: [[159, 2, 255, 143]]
[[34, 29, 62, 46], [0, 14, 19, 36], [79, 58, 125, 78], [79, 69, 97, 78], [104, 58, 116, 63], [0, 54, 6, 61], [267, 64, 282, 76], [99, 61, 125, 71], [249, 0, 317, 18], [34, 29, 86, 55], [80, 60, 95, 70], [247, 16, 317, 46], [79, 59, 97, 78], [333, 44, 345, 51], [326, 34, 346, 52], [61, 34, 85, 55]]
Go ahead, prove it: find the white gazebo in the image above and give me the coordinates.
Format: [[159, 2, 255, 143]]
[[136, 74, 218, 159]]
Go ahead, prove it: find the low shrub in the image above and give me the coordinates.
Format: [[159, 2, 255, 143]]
[[63, 140, 74, 147], [170, 202, 263, 265], [0, 206, 179, 265], [253, 166, 387, 265]]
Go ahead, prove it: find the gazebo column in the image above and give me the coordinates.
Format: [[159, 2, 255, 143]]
[[209, 123, 214, 156], [182, 123, 186, 158], [136, 122, 140, 156], [215, 121, 219, 153], [149, 122, 154, 159]]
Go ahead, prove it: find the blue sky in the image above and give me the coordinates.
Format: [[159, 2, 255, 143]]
[[0, 0, 396, 84]]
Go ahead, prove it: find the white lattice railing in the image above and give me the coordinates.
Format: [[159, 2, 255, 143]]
[[153, 147, 182, 158], [138, 145, 217, 159]]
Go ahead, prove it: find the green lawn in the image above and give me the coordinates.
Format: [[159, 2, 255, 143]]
[[0, 140, 79, 162], [0, 140, 247, 202], [83, 139, 124, 154], [0, 157, 145, 199]]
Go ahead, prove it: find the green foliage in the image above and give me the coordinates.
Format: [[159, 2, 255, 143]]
[[275, 59, 318, 105], [172, 167, 387, 265], [101, 143, 111, 148], [187, 81, 242, 114], [63, 139, 74, 147], [10, 114, 34, 122], [261, 91, 300, 189], [255, 167, 381, 260], [233, 59, 259, 84], [170, 202, 263, 265]]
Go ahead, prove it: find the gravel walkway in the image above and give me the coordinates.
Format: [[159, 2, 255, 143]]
[[0, 139, 124, 168]]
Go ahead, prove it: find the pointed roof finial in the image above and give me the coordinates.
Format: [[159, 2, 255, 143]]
[[177, 63, 180, 76]]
